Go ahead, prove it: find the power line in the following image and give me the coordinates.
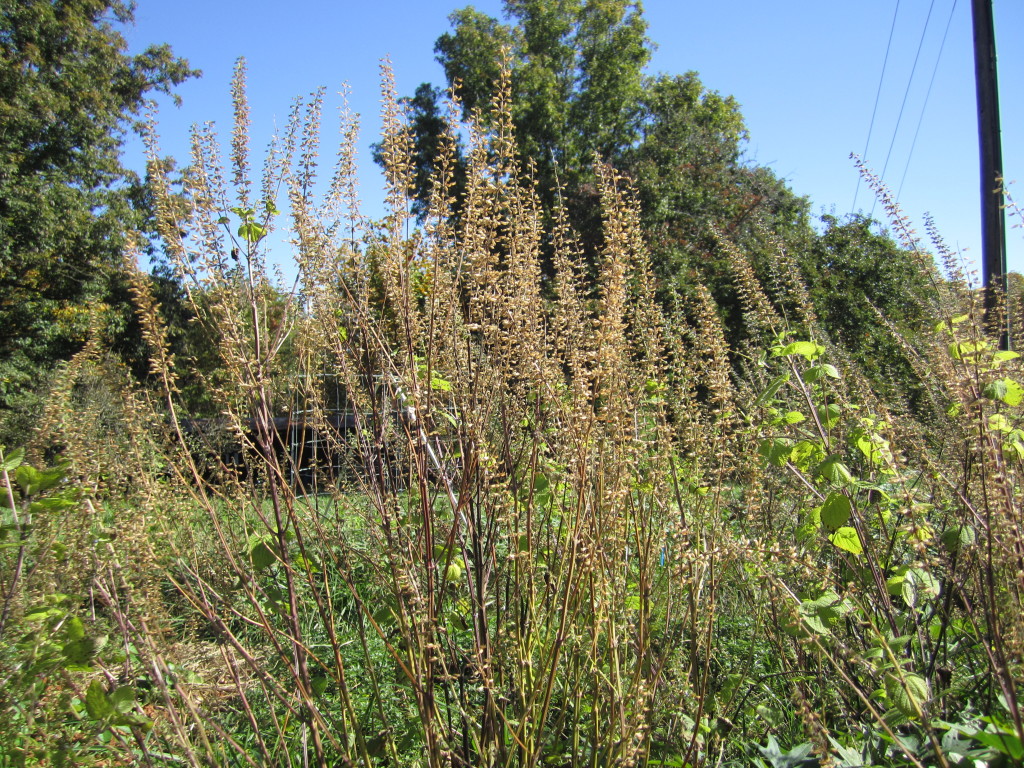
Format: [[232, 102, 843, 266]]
[[896, 0, 958, 201], [870, 0, 938, 218], [852, 0, 902, 213]]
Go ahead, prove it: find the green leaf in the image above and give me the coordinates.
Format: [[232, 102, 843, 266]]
[[311, 676, 330, 697], [776, 340, 824, 361], [758, 438, 792, 467], [430, 376, 452, 393], [983, 379, 1009, 401], [886, 672, 928, 719], [753, 373, 790, 407], [829, 526, 863, 555], [969, 727, 1024, 760], [85, 680, 113, 720], [796, 506, 821, 542], [1, 447, 25, 471], [886, 566, 934, 607], [782, 411, 805, 424], [63, 633, 107, 666], [789, 441, 821, 470], [110, 686, 137, 714], [238, 221, 266, 244], [949, 340, 989, 361], [15, 465, 42, 495], [815, 455, 854, 484], [855, 432, 891, 466], [820, 492, 851, 530], [993, 350, 1021, 364], [941, 525, 975, 554], [249, 539, 277, 570], [994, 378, 1022, 406], [819, 364, 840, 379], [28, 496, 76, 514], [816, 403, 841, 429], [65, 615, 86, 642]]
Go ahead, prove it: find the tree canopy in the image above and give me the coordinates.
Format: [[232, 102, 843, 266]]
[[0, 0, 196, 439], [392, 0, 813, 302]]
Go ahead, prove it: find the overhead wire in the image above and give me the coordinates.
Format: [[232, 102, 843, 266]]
[[896, 0, 958, 202], [870, 0, 938, 217], [853, 0, 902, 213]]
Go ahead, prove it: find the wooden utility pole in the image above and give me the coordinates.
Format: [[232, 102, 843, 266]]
[[972, 0, 1008, 348]]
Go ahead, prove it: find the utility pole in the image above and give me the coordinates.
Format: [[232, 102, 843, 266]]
[[972, 0, 1008, 348]]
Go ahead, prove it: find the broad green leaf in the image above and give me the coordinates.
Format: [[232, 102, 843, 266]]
[[65, 615, 86, 641], [886, 672, 928, 719], [855, 432, 891, 466], [28, 496, 76, 514], [796, 506, 822, 542], [85, 680, 113, 720], [777, 341, 824, 361], [783, 411, 805, 424], [445, 562, 462, 581], [789, 590, 851, 636], [941, 525, 975, 554], [816, 403, 841, 429], [820, 492, 851, 530], [430, 376, 452, 392], [969, 727, 1024, 760], [993, 350, 1021, 364], [829, 526, 863, 554], [789, 440, 821, 469], [983, 379, 1009, 402], [249, 540, 277, 570], [15, 465, 42, 495], [238, 221, 266, 243], [886, 572, 906, 596], [1, 447, 24, 471], [819, 363, 840, 379], [110, 686, 137, 714], [758, 438, 792, 468], [815, 455, 854, 484], [797, 605, 830, 636], [63, 634, 107, 666], [949, 340, 989, 361], [753, 373, 790, 407], [995, 378, 1022, 406]]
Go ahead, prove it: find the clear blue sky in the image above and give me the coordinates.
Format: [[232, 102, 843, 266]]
[[122, 0, 1022, 277]]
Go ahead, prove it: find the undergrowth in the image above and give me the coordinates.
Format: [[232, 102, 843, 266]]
[[0, 58, 1021, 767]]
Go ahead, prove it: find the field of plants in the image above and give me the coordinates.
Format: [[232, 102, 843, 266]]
[[1, 2, 1022, 766], [1, 59, 1021, 766]]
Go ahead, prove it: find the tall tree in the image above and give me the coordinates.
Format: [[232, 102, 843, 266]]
[[0, 0, 196, 439], [393, 1, 813, 297], [396, 0, 649, 249]]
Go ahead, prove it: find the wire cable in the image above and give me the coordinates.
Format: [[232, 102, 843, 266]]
[[870, 0, 938, 217], [896, 0, 958, 201], [853, 0, 902, 213]]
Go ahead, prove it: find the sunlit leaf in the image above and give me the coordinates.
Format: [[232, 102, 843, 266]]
[[820, 492, 851, 530], [829, 526, 863, 554]]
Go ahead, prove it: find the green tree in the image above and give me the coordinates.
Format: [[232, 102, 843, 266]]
[[395, 0, 649, 256], [622, 71, 813, 304], [0, 0, 196, 441], [805, 214, 934, 414], [394, 1, 813, 296]]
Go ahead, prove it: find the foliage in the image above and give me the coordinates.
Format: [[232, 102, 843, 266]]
[[0, 0, 196, 444], [802, 214, 935, 415], [0, 14, 1021, 766], [57, 57, 1012, 767]]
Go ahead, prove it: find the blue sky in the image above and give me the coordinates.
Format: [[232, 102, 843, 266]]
[[122, 0, 1022, 277]]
